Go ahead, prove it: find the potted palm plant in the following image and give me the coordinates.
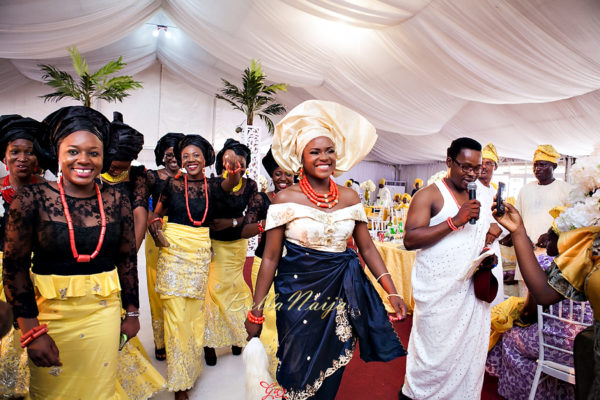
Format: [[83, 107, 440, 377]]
[[215, 59, 288, 182], [39, 46, 142, 108]]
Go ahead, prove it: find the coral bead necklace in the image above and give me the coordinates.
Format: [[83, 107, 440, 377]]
[[184, 174, 209, 226], [299, 176, 339, 208], [57, 180, 106, 263]]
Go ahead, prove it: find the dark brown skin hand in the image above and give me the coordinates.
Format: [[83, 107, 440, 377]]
[[27, 334, 62, 367], [453, 199, 481, 227]]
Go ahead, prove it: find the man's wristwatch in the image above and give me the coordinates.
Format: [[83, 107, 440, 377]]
[[232, 218, 238, 227]]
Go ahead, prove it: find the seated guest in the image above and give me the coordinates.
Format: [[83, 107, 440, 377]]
[[486, 243, 593, 400], [493, 144, 600, 399]]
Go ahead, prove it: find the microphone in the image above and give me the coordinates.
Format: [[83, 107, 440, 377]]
[[467, 182, 477, 225]]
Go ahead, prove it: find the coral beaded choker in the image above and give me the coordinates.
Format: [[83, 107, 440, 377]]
[[57, 180, 106, 263], [2, 175, 37, 205], [184, 174, 209, 226], [299, 176, 339, 208]]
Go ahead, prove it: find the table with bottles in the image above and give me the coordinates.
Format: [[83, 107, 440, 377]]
[[365, 240, 416, 314]]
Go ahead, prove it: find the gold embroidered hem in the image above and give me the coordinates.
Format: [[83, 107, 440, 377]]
[[284, 345, 356, 400], [0, 261, 30, 398], [32, 268, 121, 300], [163, 296, 206, 391], [251, 256, 279, 377], [156, 224, 211, 299], [204, 239, 251, 348], [145, 230, 165, 349], [117, 336, 166, 399], [30, 282, 121, 399]]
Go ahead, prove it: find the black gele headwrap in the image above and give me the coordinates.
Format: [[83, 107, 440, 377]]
[[154, 132, 184, 166], [111, 112, 144, 162], [261, 148, 280, 178], [42, 106, 117, 174], [174, 134, 215, 168], [0, 115, 47, 158]]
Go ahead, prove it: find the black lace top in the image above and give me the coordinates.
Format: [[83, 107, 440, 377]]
[[147, 169, 167, 211], [210, 177, 258, 241], [107, 165, 148, 210], [243, 192, 271, 258], [2, 182, 139, 318], [158, 176, 222, 227]]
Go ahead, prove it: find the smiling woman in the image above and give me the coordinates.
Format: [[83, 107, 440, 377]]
[[0, 114, 47, 399], [1, 106, 140, 400]]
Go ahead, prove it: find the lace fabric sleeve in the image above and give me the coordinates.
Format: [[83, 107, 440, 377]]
[[116, 188, 139, 309], [156, 177, 172, 212], [131, 165, 149, 210], [243, 192, 269, 226], [2, 186, 38, 318]]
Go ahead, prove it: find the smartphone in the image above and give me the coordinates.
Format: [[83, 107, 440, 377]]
[[119, 333, 128, 351], [495, 182, 505, 216]]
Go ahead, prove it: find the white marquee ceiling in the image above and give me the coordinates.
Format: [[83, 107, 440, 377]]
[[1, 0, 599, 164]]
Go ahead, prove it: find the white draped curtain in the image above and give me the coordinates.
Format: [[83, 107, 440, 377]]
[[1, 0, 599, 164]]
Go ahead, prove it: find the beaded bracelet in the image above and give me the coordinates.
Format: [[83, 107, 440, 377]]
[[20, 324, 48, 348], [376, 272, 391, 283], [446, 217, 459, 231], [150, 217, 163, 227], [247, 310, 265, 325], [125, 311, 140, 318], [257, 221, 265, 234]]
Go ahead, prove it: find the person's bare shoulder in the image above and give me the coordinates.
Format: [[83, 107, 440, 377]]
[[338, 185, 361, 207], [272, 185, 301, 204]]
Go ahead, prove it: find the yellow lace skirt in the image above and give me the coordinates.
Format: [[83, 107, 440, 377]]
[[251, 256, 279, 378], [29, 270, 122, 400], [144, 229, 164, 350], [156, 223, 212, 391], [117, 336, 166, 399], [0, 258, 30, 398], [204, 239, 252, 348]]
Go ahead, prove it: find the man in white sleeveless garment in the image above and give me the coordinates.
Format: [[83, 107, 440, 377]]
[[401, 137, 493, 400]]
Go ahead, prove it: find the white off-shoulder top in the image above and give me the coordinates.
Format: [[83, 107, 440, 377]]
[[265, 203, 367, 252]]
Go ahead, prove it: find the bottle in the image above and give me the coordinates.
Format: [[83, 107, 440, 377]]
[[398, 220, 404, 238]]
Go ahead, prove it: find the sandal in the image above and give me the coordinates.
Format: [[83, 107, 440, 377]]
[[155, 347, 166, 361]]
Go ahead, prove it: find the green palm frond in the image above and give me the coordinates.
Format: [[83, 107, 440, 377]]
[[39, 46, 143, 108], [69, 46, 88, 77], [216, 59, 287, 134]]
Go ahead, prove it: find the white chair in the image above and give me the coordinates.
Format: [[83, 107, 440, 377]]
[[529, 300, 592, 400]]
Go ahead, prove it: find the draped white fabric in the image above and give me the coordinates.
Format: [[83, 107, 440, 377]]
[[1, 0, 599, 164]]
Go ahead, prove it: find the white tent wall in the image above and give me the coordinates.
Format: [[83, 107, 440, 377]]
[[0, 61, 276, 173], [332, 161, 397, 187], [398, 161, 448, 192]]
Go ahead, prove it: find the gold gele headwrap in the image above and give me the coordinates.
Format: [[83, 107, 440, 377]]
[[414, 178, 423, 187], [345, 179, 353, 187], [272, 100, 377, 177], [482, 143, 499, 164], [533, 144, 560, 164], [379, 178, 386, 186], [401, 193, 412, 202]]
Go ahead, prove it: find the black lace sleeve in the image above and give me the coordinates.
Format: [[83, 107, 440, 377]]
[[130, 165, 149, 211], [3, 186, 38, 318], [243, 192, 271, 226], [115, 187, 139, 309], [157, 177, 172, 212]]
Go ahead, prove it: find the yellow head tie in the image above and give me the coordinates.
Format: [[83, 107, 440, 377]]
[[345, 179, 353, 187], [414, 178, 423, 187], [379, 178, 386, 186], [533, 144, 560, 164], [482, 143, 499, 164]]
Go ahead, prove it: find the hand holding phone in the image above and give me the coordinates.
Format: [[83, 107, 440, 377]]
[[495, 182, 505, 216]]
